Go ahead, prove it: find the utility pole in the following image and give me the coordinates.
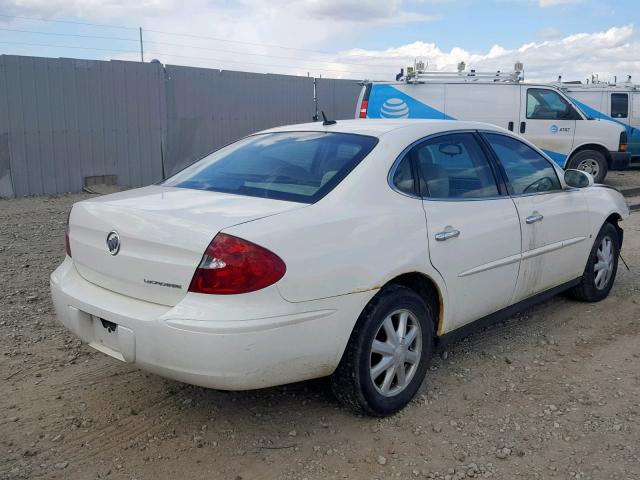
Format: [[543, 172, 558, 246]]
[[139, 27, 144, 62]]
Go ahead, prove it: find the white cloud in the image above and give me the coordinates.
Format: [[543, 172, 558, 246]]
[[302, 0, 435, 23], [331, 25, 640, 83], [0, 0, 436, 78], [0, 1, 637, 85]]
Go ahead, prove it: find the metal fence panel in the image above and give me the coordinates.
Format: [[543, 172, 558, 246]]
[[164, 66, 315, 175], [0, 55, 363, 197], [0, 55, 165, 197], [316, 78, 361, 120]]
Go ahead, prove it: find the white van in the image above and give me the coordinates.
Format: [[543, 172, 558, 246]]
[[556, 80, 640, 166], [356, 67, 631, 182]]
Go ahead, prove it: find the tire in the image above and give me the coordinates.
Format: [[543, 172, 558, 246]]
[[568, 222, 620, 302], [329, 285, 434, 416], [566, 150, 608, 183]]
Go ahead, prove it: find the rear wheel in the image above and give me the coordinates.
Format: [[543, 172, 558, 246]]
[[566, 150, 608, 183], [568, 222, 619, 302], [330, 285, 434, 416]]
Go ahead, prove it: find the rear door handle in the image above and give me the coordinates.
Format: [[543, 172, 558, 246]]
[[508, 121, 514, 131], [525, 212, 544, 224], [435, 227, 460, 241], [520, 121, 526, 133]]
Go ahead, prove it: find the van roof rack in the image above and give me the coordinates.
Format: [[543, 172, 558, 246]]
[[399, 61, 524, 84], [550, 75, 639, 91]]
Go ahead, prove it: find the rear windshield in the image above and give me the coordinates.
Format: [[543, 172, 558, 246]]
[[163, 132, 378, 203]]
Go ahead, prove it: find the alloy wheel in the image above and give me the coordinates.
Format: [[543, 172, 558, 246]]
[[594, 235, 614, 290], [369, 309, 422, 397]]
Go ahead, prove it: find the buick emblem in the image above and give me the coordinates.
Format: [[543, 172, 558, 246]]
[[106, 231, 121, 256]]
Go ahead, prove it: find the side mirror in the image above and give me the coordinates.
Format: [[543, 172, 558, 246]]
[[564, 169, 594, 188]]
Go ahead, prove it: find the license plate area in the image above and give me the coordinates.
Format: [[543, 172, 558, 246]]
[[92, 316, 121, 353], [87, 314, 137, 363]]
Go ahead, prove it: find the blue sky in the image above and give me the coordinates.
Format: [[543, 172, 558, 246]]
[[368, 0, 632, 51], [0, 0, 638, 81]]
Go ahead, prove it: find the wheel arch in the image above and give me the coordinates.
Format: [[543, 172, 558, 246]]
[[569, 143, 612, 167], [604, 212, 624, 247], [382, 272, 445, 337]]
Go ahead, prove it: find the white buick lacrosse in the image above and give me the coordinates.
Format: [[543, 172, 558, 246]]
[[51, 119, 629, 415]]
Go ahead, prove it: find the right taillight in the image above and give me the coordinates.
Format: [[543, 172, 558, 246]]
[[65, 210, 72, 257], [188, 233, 286, 295], [619, 130, 628, 152]]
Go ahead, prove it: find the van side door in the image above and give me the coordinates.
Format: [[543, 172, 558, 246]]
[[519, 87, 577, 167]]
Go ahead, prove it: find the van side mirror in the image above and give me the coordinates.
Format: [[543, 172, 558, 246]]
[[564, 169, 594, 188]]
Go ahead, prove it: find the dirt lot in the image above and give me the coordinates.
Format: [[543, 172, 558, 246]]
[[1, 192, 639, 480]]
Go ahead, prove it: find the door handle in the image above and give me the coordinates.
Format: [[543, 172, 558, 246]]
[[508, 121, 514, 132], [520, 121, 526, 133], [525, 212, 544, 224], [435, 227, 460, 241]]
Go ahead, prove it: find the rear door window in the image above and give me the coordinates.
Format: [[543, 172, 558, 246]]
[[412, 133, 500, 199], [611, 93, 628, 118], [163, 132, 378, 203]]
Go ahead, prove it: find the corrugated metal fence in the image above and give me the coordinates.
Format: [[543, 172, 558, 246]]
[[0, 55, 362, 197]]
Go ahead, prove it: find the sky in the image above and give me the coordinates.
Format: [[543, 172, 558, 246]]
[[0, 0, 638, 82]]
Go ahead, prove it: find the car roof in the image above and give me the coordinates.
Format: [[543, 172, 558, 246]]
[[256, 119, 508, 138]]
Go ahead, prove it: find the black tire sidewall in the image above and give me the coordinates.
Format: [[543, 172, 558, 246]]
[[567, 150, 608, 183], [355, 287, 434, 416]]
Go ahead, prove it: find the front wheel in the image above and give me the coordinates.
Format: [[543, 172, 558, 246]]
[[566, 150, 608, 183], [568, 222, 620, 302], [329, 285, 434, 416]]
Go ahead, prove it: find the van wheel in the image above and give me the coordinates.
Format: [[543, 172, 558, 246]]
[[329, 285, 434, 416], [567, 150, 607, 183], [568, 222, 619, 302]]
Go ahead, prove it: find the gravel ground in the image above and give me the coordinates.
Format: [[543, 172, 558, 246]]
[[1, 192, 640, 480], [606, 168, 640, 192]]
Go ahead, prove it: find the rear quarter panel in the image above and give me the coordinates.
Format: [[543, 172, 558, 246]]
[[222, 136, 448, 306]]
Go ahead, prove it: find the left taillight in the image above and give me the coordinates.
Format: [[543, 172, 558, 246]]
[[188, 233, 286, 295], [65, 209, 72, 257]]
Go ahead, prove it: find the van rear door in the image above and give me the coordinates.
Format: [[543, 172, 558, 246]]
[[518, 86, 577, 167]]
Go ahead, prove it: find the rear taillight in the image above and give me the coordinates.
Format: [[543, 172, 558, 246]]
[[358, 83, 372, 119], [188, 233, 286, 295], [359, 99, 369, 118], [65, 210, 72, 257], [619, 131, 628, 152]]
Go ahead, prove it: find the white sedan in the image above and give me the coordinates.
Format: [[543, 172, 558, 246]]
[[51, 119, 629, 416]]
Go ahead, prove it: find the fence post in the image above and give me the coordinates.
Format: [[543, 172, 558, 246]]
[[139, 27, 145, 62]]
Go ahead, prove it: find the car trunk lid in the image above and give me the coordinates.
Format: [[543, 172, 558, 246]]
[[69, 186, 303, 306]]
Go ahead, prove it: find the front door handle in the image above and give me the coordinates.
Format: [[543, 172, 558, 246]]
[[520, 121, 526, 133], [525, 212, 544, 224], [435, 227, 460, 241]]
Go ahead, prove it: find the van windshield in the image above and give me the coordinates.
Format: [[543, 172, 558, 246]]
[[162, 132, 378, 203]]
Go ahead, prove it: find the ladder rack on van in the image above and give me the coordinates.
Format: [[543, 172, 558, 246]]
[[550, 76, 639, 91], [403, 69, 523, 84]]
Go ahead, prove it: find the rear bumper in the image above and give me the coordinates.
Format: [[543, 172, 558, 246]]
[[50, 258, 374, 390], [608, 151, 631, 170]]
